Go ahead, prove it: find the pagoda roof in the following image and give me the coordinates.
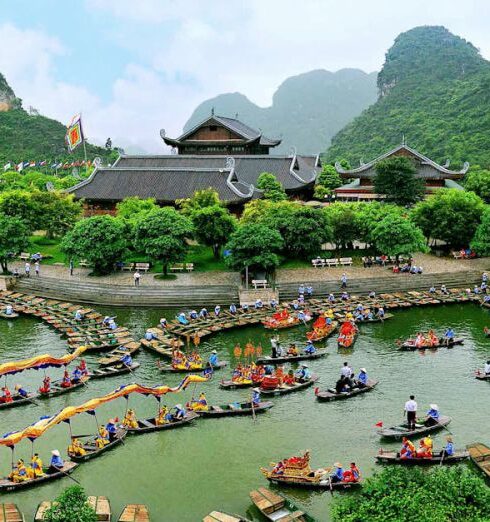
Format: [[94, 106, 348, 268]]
[[335, 144, 469, 179], [163, 114, 281, 147]]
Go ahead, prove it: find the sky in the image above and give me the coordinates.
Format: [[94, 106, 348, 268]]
[[1, 0, 490, 153]]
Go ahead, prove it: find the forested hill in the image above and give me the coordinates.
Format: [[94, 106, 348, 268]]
[[325, 26, 490, 168], [0, 73, 114, 164], [184, 68, 378, 155]]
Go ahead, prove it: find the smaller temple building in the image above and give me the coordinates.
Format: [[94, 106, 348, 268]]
[[334, 144, 468, 201]]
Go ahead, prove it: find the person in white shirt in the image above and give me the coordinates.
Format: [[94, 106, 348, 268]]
[[341, 362, 353, 379], [404, 395, 417, 430], [25, 262, 30, 278], [133, 271, 141, 287], [484, 360, 490, 376]]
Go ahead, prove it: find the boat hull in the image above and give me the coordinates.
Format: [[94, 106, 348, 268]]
[[256, 351, 327, 365], [378, 416, 451, 440], [376, 450, 468, 465], [316, 379, 378, 401], [260, 375, 319, 396], [127, 412, 198, 434], [0, 462, 78, 492]]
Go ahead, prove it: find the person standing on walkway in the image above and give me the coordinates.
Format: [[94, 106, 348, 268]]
[[24, 262, 30, 278], [340, 273, 347, 289], [404, 395, 417, 431], [134, 270, 141, 287], [69, 259, 74, 276], [34, 261, 40, 276]]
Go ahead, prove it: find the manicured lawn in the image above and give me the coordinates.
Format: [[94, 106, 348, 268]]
[[28, 236, 65, 264]]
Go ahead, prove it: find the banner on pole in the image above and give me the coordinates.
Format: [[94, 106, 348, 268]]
[[66, 114, 84, 152]]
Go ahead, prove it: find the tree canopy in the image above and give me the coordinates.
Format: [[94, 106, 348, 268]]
[[61, 215, 128, 275], [133, 207, 193, 274], [116, 197, 158, 221], [411, 189, 485, 248], [471, 207, 490, 256], [256, 172, 287, 201], [225, 223, 283, 273], [0, 214, 30, 273], [44, 485, 97, 522], [465, 167, 490, 203], [374, 157, 424, 206], [191, 205, 237, 258], [177, 188, 222, 215], [371, 213, 426, 257], [332, 466, 490, 522]]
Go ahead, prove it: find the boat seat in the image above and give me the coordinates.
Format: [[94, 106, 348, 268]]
[[139, 419, 155, 428], [276, 510, 306, 521], [212, 406, 224, 413]]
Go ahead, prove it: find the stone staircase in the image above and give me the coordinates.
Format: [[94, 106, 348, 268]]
[[276, 270, 483, 301], [13, 276, 239, 308]]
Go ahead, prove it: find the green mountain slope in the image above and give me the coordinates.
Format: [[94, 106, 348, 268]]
[[0, 73, 114, 165], [184, 69, 378, 155], [325, 26, 490, 167]]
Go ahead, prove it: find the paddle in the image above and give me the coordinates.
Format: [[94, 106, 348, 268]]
[[53, 466, 82, 485], [250, 393, 256, 424]]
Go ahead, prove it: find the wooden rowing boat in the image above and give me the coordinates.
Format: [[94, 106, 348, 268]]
[[376, 449, 468, 465], [263, 314, 312, 330], [315, 379, 378, 402], [35, 496, 111, 521], [261, 469, 360, 490], [203, 512, 250, 522], [467, 442, 490, 479], [140, 339, 173, 357], [98, 342, 140, 366], [127, 411, 199, 434], [0, 503, 24, 522], [398, 338, 464, 351], [260, 375, 319, 396], [39, 377, 89, 399], [0, 462, 78, 492], [306, 321, 338, 342], [88, 362, 140, 379], [337, 332, 358, 349], [354, 313, 393, 323], [377, 416, 452, 440], [193, 401, 273, 417], [250, 487, 316, 521], [0, 312, 19, 319], [68, 427, 127, 462], [255, 350, 327, 365], [0, 393, 38, 409], [118, 504, 150, 522], [158, 361, 227, 373], [219, 378, 258, 389]]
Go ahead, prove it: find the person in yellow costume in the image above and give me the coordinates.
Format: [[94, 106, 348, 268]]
[[122, 408, 138, 429], [325, 309, 334, 319], [29, 453, 44, 478], [190, 392, 209, 412], [155, 405, 169, 425], [9, 459, 29, 483], [345, 312, 354, 322], [96, 425, 110, 448], [68, 437, 87, 457]]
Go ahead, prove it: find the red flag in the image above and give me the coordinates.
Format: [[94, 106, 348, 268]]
[[375, 421, 383, 427]]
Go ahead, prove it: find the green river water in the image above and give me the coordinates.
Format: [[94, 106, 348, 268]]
[[0, 303, 489, 521]]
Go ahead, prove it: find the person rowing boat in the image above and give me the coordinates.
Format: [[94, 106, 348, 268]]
[[122, 409, 138, 429], [304, 340, 315, 355], [49, 450, 64, 473], [425, 404, 440, 426], [295, 364, 311, 383], [68, 437, 86, 457]]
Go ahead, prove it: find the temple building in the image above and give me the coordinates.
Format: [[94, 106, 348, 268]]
[[334, 144, 468, 201], [70, 114, 320, 215]]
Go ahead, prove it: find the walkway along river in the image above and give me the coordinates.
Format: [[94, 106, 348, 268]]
[[0, 290, 488, 520]]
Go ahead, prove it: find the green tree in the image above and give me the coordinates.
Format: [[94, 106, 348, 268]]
[[374, 157, 424, 205], [177, 188, 222, 215], [225, 223, 283, 273], [191, 205, 237, 258], [280, 206, 332, 257], [324, 203, 360, 249], [30, 191, 82, 238], [240, 199, 273, 224], [465, 167, 490, 203], [354, 202, 405, 246], [0, 214, 30, 273], [44, 485, 97, 522], [256, 172, 287, 201], [371, 213, 426, 258], [133, 207, 193, 274], [471, 208, 490, 255], [332, 466, 490, 522], [116, 197, 158, 221], [314, 164, 343, 199], [411, 189, 485, 247], [61, 215, 128, 275], [0, 190, 39, 231]]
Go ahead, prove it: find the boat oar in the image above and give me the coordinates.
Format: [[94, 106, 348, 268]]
[[250, 394, 256, 423], [56, 466, 82, 485]]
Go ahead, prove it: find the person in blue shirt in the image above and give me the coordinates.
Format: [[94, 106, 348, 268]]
[[306, 285, 313, 298], [429, 285, 436, 294], [14, 384, 28, 398], [105, 419, 117, 441], [5, 305, 13, 316], [209, 350, 219, 366], [328, 293, 335, 303], [177, 312, 188, 325], [242, 303, 249, 312], [424, 404, 440, 426], [74, 309, 83, 321], [172, 404, 186, 420], [199, 308, 208, 319], [120, 354, 133, 367], [443, 328, 455, 346], [189, 310, 198, 320], [295, 364, 311, 382], [330, 462, 344, 483], [108, 319, 117, 330], [357, 368, 368, 388], [270, 298, 277, 309], [298, 284, 305, 296], [297, 310, 307, 322], [252, 388, 261, 406], [49, 450, 64, 471], [304, 340, 315, 355], [229, 304, 237, 315], [442, 436, 454, 457], [71, 367, 82, 384], [214, 305, 221, 317], [144, 330, 155, 341], [255, 299, 263, 309]]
